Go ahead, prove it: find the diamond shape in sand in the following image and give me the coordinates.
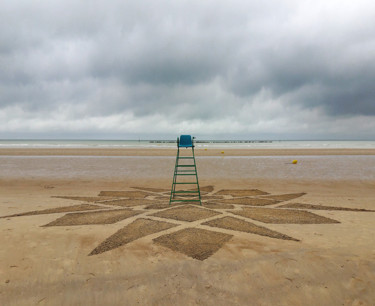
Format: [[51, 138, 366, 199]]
[[99, 199, 164, 207], [0, 204, 105, 218], [203, 202, 235, 209], [90, 218, 178, 255], [151, 205, 221, 222], [218, 197, 280, 206], [153, 228, 232, 260], [43, 209, 142, 226], [230, 207, 340, 224], [203, 216, 299, 241], [144, 203, 171, 210], [279, 203, 375, 212]]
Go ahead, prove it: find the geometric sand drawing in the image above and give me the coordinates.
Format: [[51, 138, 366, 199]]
[[143, 202, 193, 210], [153, 228, 233, 260], [143, 203, 174, 210], [98, 199, 164, 207], [202, 216, 299, 241], [90, 218, 178, 255], [0, 204, 105, 218], [43, 209, 142, 226], [278, 203, 375, 212], [217, 197, 280, 206], [151, 205, 221, 222], [4, 186, 373, 260], [230, 207, 340, 224], [202, 202, 235, 209]]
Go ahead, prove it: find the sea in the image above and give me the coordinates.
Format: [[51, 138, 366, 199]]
[[0, 139, 374, 149]]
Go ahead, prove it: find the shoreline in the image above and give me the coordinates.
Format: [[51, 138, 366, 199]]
[[1, 147, 375, 156]]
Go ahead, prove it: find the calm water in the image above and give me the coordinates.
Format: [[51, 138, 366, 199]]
[[1, 139, 375, 149]]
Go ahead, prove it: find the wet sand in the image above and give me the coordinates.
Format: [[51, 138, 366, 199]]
[[0, 147, 375, 156], [1, 148, 375, 305]]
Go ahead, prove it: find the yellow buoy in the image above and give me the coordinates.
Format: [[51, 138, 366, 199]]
[[292, 160, 298, 164], [221, 151, 224, 154], [204, 148, 207, 151]]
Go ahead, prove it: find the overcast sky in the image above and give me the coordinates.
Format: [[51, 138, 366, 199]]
[[1, 0, 375, 140]]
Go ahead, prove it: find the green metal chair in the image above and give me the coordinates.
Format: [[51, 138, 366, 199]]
[[169, 135, 202, 205]]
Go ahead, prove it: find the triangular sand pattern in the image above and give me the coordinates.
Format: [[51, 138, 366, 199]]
[[203, 203, 235, 209], [90, 218, 178, 255], [218, 198, 280, 206], [214, 189, 268, 197], [202, 216, 299, 241], [99, 199, 164, 207], [168, 196, 202, 203], [0, 204, 105, 219], [230, 207, 340, 224], [52, 196, 114, 202], [259, 193, 306, 201], [153, 228, 233, 260], [130, 187, 170, 193], [144, 203, 171, 210], [144, 203, 189, 210], [279, 203, 375, 212], [43, 209, 142, 226], [98, 191, 152, 198], [151, 205, 221, 222]]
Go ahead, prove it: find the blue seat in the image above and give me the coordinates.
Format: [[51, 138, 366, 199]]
[[179, 135, 193, 147]]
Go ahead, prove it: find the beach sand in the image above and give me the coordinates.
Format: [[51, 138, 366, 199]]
[[1, 148, 375, 305]]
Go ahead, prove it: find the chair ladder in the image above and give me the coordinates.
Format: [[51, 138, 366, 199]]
[[169, 145, 202, 205]]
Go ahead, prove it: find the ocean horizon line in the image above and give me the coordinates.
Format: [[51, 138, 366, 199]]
[[0, 139, 375, 149], [0, 138, 374, 142]]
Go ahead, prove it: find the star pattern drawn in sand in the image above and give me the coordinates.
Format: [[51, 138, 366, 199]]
[[2, 186, 374, 260]]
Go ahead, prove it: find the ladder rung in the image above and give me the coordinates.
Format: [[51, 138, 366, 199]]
[[175, 173, 196, 176], [174, 182, 198, 184], [176, 170, 195, 172], [170, 200, 201, 202], [173, 191, 199, 194], [178, 157, 194, 159], [177, 165, 195, 167]]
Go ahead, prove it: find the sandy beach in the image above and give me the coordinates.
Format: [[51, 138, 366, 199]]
[[1, 148, 375, 305]]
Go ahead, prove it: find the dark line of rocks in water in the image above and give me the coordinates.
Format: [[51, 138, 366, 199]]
[[149, 140, 273, 144]]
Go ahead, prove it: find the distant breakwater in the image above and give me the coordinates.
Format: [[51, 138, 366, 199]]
[[149, 140, 273, 144]]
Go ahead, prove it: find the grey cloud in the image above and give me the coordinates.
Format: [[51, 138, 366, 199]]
[[1, 0, 375, 138]]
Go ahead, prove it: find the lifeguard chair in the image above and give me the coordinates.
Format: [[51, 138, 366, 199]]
[[169, 135, 202, 205]]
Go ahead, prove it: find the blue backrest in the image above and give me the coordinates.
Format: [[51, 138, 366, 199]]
[[179, 135, 193, 147]]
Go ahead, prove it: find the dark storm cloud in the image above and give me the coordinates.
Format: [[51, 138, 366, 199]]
[[1, 0, 375, 137]]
